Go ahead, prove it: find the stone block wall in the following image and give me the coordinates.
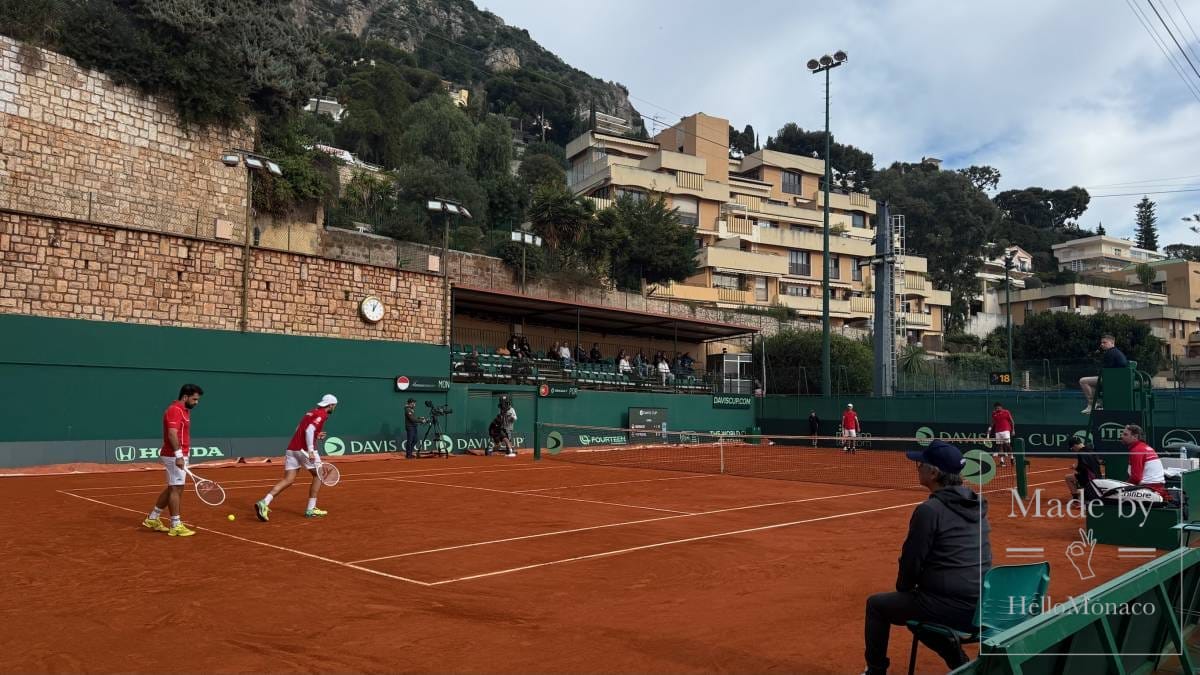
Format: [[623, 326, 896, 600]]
[[0, 213, 444, 343], [0, 36, 252, 241]]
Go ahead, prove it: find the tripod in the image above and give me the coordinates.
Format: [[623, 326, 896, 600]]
[[417, 413, 451, 458]]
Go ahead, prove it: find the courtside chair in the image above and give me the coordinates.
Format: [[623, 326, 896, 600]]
[[906, 562, 1050, 675]]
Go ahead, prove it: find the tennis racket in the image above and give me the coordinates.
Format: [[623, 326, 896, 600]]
[[185, 467, 227, 506], [317, 462, 340, 487]]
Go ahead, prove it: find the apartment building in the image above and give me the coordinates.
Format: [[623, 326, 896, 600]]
[[565, 113, 951, 349], [1101, 259, 1200, 357], [1052, 235, 1166, 273], [974, 245, 1034, 313]]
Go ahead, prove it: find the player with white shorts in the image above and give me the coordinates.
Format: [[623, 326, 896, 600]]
[[988, 402, 1015, 467], [256, 394, 338, 521], [143, 384, 203, 537], [841, 403, 861, 454]]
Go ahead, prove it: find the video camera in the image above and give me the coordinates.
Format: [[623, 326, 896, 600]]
[[425, 400, 453, 416]]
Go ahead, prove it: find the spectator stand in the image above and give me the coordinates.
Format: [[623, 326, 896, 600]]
[[449, 286, 756, 395]]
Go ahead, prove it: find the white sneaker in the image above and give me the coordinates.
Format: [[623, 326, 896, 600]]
[[506, 452, 517, 458], [1081, 406, 1092, 414]]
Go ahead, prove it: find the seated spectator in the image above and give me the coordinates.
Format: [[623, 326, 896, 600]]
[[618, 353, 632, 375], [657, 358, 675, 386], [634, 350, 648, 376], [462, 348, 483, 381], [557, 342, 573, 367], [507, 334, 521, 355], [575, 344, 588, 364], [518, 336, 533, 359], [1065, 435, 1103, 503], [679, 352, 695, 374], [863, 440, 991, 675], [1122, 424, 1168, 500], [590, 343, 602, 363]]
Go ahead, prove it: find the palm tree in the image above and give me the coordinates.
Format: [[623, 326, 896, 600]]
[[527, 184, 595, 251]]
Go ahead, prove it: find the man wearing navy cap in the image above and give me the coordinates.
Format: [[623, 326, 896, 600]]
[[862, 440, 992, 675]]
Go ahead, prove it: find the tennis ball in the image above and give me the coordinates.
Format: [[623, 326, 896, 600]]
[[227, 514, 236, 521]]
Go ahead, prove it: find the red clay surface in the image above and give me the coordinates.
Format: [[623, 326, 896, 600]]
[[0, 453, 1152, 673]]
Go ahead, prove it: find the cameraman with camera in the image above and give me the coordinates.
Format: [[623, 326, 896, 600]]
[[403, 398, 425, 459], [420, 399, 454, 457]]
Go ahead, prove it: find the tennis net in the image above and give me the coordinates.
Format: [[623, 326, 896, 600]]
[[535, 423, 1026, 495]]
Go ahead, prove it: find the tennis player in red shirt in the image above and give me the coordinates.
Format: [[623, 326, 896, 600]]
[[143, 384, 203, 537], [256, 394, 338, 522], [987, 402, 1015, 467], [842, 403, 861, 454], [1122, 424, 1168, 500]]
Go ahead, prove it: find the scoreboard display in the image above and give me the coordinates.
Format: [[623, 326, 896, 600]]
[[989, 371, 1013, 386], [629, 407, 668, 441]]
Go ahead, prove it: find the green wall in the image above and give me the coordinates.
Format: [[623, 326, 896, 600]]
[[0, 314, 756, 466], [1, 313, 449, 443]]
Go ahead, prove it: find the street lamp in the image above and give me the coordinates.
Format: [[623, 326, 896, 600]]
[[1004, 250, 1015, 378], [807, 49, 848, 397], [426, 197, 472, 346], [222, 149, 283, 333], [510, 227, 543, 293]]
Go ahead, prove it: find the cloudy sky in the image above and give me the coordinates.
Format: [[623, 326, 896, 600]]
[[480, 0, 1200, 248]]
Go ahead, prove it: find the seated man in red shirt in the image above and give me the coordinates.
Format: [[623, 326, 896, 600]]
[[1121, 424, 1168, 500]]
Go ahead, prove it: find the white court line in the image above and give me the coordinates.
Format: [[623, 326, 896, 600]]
[[514, 474, 719, 493], [426, 498, 928, 586], [63, 464, 569, 494], [348, 487, 893, 564], [384, 477, 695, 515], [57, 489, 433, 586], [420, 476, 1069, 585]]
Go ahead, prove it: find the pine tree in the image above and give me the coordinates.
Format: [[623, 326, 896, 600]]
[[1135, 197, 1158, 251], [1096, 221, 1106, 235]]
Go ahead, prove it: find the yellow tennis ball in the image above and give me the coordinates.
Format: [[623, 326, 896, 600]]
[[227, 514, 236, 521]]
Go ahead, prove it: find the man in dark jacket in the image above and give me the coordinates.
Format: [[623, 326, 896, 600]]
[[808, 410, 821, 447], [863, 440, 992, 675], [403, 398, 424, 459], [1079, 333, 1128, 414], [1065, 435, 1104, 503]]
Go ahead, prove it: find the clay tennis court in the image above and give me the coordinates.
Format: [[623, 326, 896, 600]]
[[0, 451, 1149, 673]]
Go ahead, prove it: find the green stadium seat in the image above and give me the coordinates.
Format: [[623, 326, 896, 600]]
[[905, 562, 1049, 675]]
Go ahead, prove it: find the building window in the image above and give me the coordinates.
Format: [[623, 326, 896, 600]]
[[852, 212, 865, 229], [852, 259, 862, 281], [755, 277, 768, 302], [829, 254, 841, 280], [713, 273, 740, 290], [616, 188, 646, 202], [673, 196, 699, 227], [789, 250, 811, 276], [1069, 260, 1084, 272], [782, 284, 811, 297], [782, 170, 802, 195]]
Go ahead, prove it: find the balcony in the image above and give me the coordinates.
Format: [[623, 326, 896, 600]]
[[904, 312, 932, 327], [851, 296, 874, 314], [652, 282, 753, 305], [755, 226, 874, 257], [779, 294, 852, 316], [585, 196, 614, 211], [814, 189, 877, 214], [697, 246, 789, 276]]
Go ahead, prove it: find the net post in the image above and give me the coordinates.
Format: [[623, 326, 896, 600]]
[[533, 422, 541, 461], [1014, 437, 1027, 499], [719, 434, 725, 475]]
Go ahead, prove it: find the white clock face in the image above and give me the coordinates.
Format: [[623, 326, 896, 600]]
[[361, 296, 384, 323]]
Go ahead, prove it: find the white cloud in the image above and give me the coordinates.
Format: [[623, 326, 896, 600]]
[[481, 0, 1200, 247]]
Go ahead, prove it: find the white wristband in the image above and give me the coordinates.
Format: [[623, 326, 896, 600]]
[[174, 449, 183, 458]]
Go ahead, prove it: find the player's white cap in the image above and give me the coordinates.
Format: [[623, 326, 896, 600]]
[[318, 394, 338, 407], [846, 403, 854, 408]]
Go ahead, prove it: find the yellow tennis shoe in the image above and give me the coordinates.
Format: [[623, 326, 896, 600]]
[[304, 507, 328, 518], [167, 523, 195, 537], [142, 517, 168, 532]]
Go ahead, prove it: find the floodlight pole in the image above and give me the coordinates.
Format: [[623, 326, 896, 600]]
[[809, 51, 846, 397], [1004, 252, 1014, 377]]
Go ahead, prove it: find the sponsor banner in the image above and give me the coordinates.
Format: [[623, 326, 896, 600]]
[[712, 394, 753, 409], [394, 375, 450, 393], [109, 438, 230, 464], [538, 384, 578, 398]]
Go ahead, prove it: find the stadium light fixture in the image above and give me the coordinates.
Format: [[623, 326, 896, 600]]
[[426, 198, 471, 347]]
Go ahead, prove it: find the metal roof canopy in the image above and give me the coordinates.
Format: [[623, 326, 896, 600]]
[[453, 286, 759, 342]]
